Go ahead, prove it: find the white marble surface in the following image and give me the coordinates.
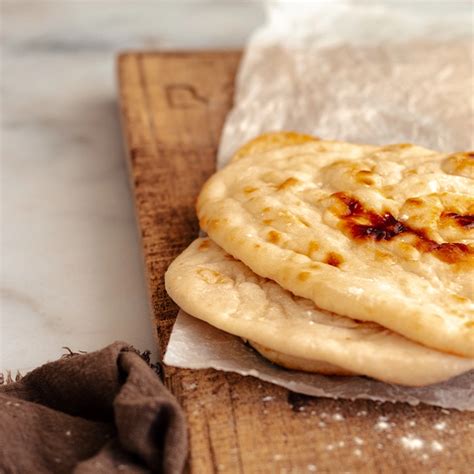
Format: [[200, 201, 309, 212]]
[[0, 1, 265, 374]]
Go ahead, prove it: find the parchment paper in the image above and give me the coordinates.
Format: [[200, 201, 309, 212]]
[[164, 1, 474, 410]]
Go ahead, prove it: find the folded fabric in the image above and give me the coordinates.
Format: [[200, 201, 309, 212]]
[[0, 341, 187, 474]]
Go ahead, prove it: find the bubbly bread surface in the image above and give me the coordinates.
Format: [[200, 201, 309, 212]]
[[165, 238, 474, 386], [197, 133, 474, 357]]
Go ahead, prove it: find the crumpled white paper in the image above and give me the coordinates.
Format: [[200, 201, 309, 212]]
[[164, 0, 474, 410], [219, 1, 474, 161]]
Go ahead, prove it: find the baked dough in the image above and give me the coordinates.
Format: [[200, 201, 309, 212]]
[[248, 341, 354, 376], [197, 133, 474, 357], [165, 238, 474, 386]]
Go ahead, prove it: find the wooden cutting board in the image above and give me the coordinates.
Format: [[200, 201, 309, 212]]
[[117, 51, 473, 474]]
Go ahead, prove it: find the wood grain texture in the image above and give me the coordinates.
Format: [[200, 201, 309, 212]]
[[117, 51, 473, 474]]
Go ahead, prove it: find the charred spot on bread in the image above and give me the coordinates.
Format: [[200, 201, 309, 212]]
[[334, 192, 474, 265], [441, 212, 474, 229], [324, 252, 344, 268]]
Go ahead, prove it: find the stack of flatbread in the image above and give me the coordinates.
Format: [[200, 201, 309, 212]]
[[165, 132, 474, 386]]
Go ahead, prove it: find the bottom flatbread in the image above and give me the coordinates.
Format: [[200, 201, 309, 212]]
[[248, 341, 354, 376], [165, 238, 474, 386]]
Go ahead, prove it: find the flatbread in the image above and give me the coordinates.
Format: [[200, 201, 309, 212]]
[[248, 341, 354, 376], [165, 238, 474, 386], [197, 133, 474, 357]]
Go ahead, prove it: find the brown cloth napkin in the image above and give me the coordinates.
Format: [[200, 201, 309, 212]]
[[0, 341, 187, 474]]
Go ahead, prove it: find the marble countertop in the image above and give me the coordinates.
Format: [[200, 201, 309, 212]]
[[1, 1, 265, 374]]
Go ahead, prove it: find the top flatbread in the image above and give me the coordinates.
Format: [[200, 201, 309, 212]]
[[197, 132, 474, 357]]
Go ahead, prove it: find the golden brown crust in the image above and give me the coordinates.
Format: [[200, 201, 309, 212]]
[[231, 131, 319, 163]]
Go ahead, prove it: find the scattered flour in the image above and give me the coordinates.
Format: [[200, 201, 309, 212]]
[[400, 435, 424, 450], [431, 441, 443, 452], [375, 420, 391, 431]]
